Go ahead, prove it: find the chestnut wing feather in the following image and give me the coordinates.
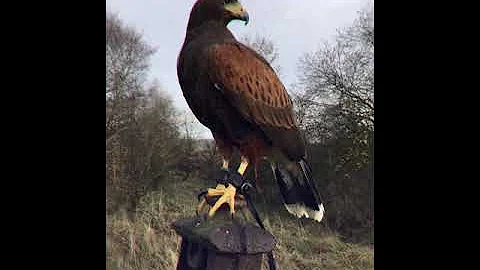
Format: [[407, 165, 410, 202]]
[[207, 43, 297, 130]]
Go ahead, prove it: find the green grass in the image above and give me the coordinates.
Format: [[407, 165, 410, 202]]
[[107, 177, 373, 270]]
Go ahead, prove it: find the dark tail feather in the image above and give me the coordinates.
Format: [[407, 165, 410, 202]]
[[271, 159, 325, 222]]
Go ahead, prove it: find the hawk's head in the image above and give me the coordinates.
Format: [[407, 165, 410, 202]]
[[188, 0, 249, 29]]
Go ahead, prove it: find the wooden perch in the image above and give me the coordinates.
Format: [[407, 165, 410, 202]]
[[172, 195, 276, 270]]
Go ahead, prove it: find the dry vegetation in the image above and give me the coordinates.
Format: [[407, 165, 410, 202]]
[[107, 177, 373, 270]]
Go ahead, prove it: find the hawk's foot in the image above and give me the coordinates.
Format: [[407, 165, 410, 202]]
[[196, 182, 247, 218]]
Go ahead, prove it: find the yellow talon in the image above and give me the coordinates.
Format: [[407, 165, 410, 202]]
[[196, 184, 226, 214], [208, 184, 237, 217], [197, 156, 248, 218], [207, 184, 227, 195], [196, 197, 207, 214], [196, 184, 238, 217]]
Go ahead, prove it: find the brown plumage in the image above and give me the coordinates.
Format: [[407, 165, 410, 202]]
[[177, 0, 324, 222], [209, 43, 295, 129]]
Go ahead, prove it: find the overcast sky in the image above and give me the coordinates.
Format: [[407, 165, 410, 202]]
[[106, 0, 371, 137]]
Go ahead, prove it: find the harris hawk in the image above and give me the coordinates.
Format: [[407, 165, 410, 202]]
[[177, 0, 325, 222]]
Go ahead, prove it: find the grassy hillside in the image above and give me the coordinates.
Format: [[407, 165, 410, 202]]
[[106, 177, 373, 270]]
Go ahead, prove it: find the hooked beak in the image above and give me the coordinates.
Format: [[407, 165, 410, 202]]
[[225, 2, 249, 25], [239, 11, 249, 25]]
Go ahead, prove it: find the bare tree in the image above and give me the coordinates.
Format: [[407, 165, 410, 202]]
[[295, 7, 374, 243], [298, 8, 374, 131], [106, 12, 156, 142], [106, 12, 186, 214]]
